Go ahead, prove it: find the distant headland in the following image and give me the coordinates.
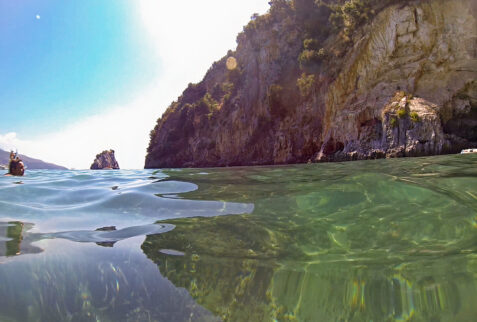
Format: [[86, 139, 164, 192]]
[[0, 148, 67, 170]]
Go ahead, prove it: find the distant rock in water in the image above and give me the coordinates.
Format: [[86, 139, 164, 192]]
[[90, 150, 120, 170]]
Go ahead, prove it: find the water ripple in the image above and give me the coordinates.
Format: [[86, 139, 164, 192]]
[[0, 169, 254, 232]]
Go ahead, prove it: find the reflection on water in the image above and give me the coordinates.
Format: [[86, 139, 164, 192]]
[[0, 221, 175, 255], [45, 223, 175, 246], [0, 238, 219, 322], [143, 216, 475, 321], [0, 222, 42, 257], [0, 155, 476, 321]]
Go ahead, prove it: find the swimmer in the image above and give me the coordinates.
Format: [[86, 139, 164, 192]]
[[5, 151, 25, 176]]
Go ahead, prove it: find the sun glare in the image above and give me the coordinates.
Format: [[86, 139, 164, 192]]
[[226, 57, 237, 70]]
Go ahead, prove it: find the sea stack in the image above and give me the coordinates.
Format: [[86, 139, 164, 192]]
[[90, 150, 120, 170]]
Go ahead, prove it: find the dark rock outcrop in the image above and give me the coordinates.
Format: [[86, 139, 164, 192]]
[[90, 150, 119, 170], [146, 0, 477, 168]]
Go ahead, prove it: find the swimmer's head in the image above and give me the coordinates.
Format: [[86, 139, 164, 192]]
[[8, 158, 24, 176]]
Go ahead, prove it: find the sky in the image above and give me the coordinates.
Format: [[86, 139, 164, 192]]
[[0, 0, 270, 169]]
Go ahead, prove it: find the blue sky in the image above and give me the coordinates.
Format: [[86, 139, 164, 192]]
[[0, 0, 270, 169], [0, 0, 157, 136]]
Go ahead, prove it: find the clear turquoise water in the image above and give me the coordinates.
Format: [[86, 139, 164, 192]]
[[0, 154, 476, 321]]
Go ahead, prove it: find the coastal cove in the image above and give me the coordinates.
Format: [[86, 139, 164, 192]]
[[1, 2, 476, 321], [0, 154, 476, 321]]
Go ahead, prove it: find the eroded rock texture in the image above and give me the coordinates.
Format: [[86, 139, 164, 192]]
[[90, 150, 120, 170], [146, 0, 477, 168]]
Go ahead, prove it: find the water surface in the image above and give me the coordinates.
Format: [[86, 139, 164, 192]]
[[0, 155, 476, 321]]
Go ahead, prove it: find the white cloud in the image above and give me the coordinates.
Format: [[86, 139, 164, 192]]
[[2, 1, 270, 169], [1, 84, 166, 169], [0, 132, 23, 151]]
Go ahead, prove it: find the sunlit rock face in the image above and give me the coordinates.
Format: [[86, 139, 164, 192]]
[[145, 0, 477, 168], [90, 150, 120, 170], [320, 0, 477, 161]]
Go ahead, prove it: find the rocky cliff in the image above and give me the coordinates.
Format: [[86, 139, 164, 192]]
[[90, 150, 120, 170], [146, 0, 477, 168]]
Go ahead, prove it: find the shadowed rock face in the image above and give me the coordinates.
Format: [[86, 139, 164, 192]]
[[90, 150, 120, 170], [146, 0, 477, 168]]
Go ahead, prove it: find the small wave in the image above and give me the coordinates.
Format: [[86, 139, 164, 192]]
[[0, 170, 255, 234]]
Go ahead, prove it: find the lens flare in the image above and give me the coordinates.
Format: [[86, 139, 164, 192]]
[[226, 57, 237, 70]]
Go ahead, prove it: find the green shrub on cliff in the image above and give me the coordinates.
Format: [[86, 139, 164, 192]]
[[330, 0, 410, 33], [303, 38, 319, 51], [317, 48, 327, 60], [390, 117, 398, 128], [299, 48, 328, 72], [410, 112, 420, 122], [297, 73, 315, 98], [221, 82, 234, 94], [221, 82, 234, 103], [397, 108, 407, 118], [295, 1, 333, 71], [199, 93, 219, 113], [342, 0, 373, 27], [329, 8, 344, 32], [299, 50, 320, 68], [329, 0, 374, 37], [269, 0, 293, 16]]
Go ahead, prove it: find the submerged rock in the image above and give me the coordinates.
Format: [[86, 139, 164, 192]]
[[90, 150, 120, 170]]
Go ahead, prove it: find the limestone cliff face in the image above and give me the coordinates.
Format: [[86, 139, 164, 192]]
[[321, 0, 477, 160], [146, 0, 477, 168]]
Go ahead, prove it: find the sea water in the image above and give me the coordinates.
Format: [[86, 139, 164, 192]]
[[0, 154, 476, 321]]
